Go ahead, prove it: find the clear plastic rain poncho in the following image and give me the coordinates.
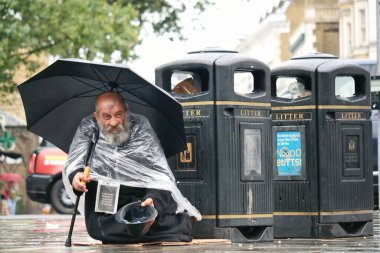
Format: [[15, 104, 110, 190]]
[[62, 113, 202, 221]]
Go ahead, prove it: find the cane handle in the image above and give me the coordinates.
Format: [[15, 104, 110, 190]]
[[81, 166, 91, 186]]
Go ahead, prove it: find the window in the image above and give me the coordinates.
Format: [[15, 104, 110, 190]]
[[234, 71, 254, 95], [275, 76, 311, 100], [170, 70, 208, 95], [346, 22, 352, 57], [335, 76, 355, 98], [359, 9, 367, 44]]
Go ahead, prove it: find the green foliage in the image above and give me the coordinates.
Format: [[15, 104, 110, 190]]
[[0, 0, 211, 95]]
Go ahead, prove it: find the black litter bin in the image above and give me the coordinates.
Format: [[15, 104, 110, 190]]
[[155, 49, 273, 242], [271, 52, 373, 238]]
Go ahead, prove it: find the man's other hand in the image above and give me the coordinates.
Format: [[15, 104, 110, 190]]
[[72, 172, 92, 192], [141, 198, 154, 207]]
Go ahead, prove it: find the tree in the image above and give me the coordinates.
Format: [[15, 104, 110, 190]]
[[0, 0, 211, 95]]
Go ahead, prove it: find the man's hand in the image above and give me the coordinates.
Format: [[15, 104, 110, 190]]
[[141, 198, 154, 207], [72, 172, 92, 192]]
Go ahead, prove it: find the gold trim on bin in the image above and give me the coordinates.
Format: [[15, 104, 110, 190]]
[[180, 101, 271, 107], [273, 210, 373, 216], [200, 214, 273, 220], [272, 105, 370, 111]]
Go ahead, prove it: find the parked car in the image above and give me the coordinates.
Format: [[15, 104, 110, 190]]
[[26, 141, 73, 214]]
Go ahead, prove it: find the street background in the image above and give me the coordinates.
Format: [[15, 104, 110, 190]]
[[0, 1, 379, 251]]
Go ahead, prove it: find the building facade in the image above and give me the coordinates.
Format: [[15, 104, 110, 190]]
[[237, 0, 377, 71], [339, 0, 377, 60]]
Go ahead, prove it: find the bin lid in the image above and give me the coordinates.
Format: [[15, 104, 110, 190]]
[[188, 47, 238, 54], [291, 52, 338, 60]]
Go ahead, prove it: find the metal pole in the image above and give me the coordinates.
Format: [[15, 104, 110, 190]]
[[377, 0, 380, 210], [377, 0, 380, 75]]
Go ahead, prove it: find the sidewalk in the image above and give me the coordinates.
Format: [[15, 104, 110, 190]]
[[0, 212, 379, 252]]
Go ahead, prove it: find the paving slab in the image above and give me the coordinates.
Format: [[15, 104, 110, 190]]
[[0, 212, 380, 252]]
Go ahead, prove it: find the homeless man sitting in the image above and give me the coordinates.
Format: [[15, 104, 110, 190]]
[[62, 91, 201, 244]]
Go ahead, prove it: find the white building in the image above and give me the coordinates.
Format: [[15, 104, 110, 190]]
[[237, 0, 378, 74], [339, 0, 377, 61]]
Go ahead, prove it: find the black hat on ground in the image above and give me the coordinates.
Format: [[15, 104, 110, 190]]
[[115, 201, 158, 237]]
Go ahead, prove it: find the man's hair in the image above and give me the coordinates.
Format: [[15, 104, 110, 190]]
[[95, 91, 128, 112]]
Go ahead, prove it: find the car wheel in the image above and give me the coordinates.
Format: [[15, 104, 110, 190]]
[[50, 179, 74, 214]]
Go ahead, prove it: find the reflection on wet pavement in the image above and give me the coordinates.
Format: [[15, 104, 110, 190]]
[[1, 212, 380, 252]]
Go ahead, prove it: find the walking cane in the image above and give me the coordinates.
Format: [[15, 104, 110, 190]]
[[65, 137, 96, 247]]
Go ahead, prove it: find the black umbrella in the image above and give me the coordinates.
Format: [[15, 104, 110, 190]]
[[17, 58, 186, 157]]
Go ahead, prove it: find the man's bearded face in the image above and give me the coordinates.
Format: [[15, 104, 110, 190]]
[[99, 115, 132, 145], [94, 97, 132, 145]]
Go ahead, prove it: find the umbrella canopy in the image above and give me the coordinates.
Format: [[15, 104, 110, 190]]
[[17, 59, 186, 157], [0, 173, 22, 182]]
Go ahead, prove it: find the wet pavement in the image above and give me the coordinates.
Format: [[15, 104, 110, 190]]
[[1, 212, 380, 252]]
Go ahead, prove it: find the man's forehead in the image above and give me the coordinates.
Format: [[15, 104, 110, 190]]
[[98, 100, 124, 111]]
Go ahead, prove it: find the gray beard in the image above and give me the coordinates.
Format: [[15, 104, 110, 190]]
[[99, 116, 132, 145]]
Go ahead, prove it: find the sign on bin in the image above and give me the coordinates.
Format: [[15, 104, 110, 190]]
[[276, 131, 302, 176]]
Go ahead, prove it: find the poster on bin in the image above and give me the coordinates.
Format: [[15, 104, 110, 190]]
[[276, 131, 302, 176]]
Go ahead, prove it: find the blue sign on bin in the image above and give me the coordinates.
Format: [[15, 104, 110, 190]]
[[276, 131, 302, 176]]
